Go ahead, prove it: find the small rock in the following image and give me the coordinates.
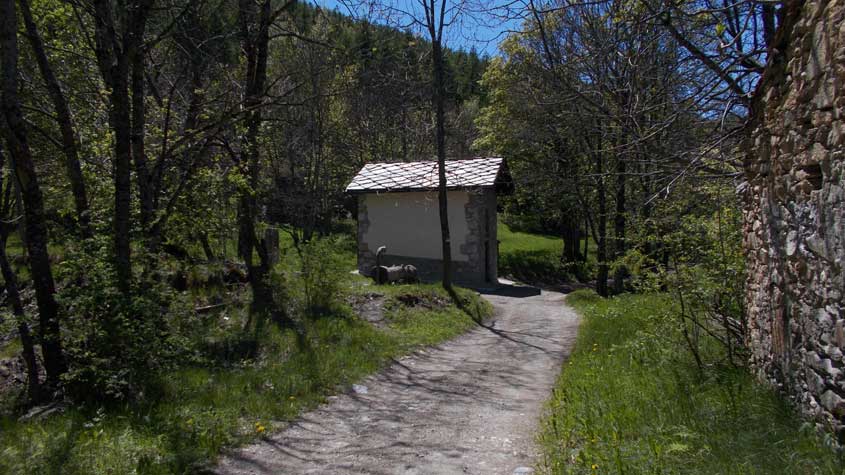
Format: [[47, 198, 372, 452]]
[[513, 467, 534, 475], [352, 384, 368, 395], [785, 230, 799, 256], [820, 390, 845, 417]]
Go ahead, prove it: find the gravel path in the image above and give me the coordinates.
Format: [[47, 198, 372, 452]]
[[214, 284, 580, 475]]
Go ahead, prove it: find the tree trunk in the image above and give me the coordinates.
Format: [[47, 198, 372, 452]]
[[0, 232, 40, 402], [612, 156, 626, 294], [91, 0, 134, 295], [0, 0, 67, 388], [198, 232, 216, 261], [129, 0, 155, 235], [560, 217, 582, 264], [19, 0, 90, 237], [110, 77, 133, 295], [595, 149, 608, 297], [237, 0, 293, 328], [0, 145, 40, 402], [582, 214, 589, 263], [91, 0, 153, 294], [432, 39, 452, 290], [762, 3, 777, 47]]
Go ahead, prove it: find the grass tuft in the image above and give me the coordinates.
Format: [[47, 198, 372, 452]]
[[383, 284, 491, 347]]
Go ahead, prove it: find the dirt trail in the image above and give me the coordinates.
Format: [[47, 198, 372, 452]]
[[214, 285, 580, 475]]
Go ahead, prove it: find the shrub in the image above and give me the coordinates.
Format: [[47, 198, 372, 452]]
[[622, 182, 746, 367], [56, 241, 181, 402], [296, 237, 346, 315]]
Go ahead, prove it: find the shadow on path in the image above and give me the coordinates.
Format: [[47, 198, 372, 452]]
[[478, 283, 541, 298]]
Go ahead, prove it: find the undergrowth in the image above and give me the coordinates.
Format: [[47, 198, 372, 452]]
[[540, 290, 842, 475]]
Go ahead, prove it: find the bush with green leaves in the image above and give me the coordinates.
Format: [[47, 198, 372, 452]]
[[295, 236, 348, 315], [56, 240, 184, 402], [621, 181, 746, 367]]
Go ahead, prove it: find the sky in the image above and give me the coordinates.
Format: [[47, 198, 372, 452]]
[[310, 0, 524, 56]]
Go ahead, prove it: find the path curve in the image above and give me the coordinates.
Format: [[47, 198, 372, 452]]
[[214, 285, 580, 475]]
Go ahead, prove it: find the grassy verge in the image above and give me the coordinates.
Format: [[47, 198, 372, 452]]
[[498, 220, 593, 284], [373, 283, 490, 348], [0, 261, 490, 474], [540, 290, 842, 474]]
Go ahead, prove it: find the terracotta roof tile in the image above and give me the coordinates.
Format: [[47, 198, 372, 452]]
[[346, 157, 505, 193]]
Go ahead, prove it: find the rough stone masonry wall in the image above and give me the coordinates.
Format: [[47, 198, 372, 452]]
[[459, 188, 497, 285], [357, 195, 376, 275], [744, 0, 845, 440], [459, 189, 485, 282]]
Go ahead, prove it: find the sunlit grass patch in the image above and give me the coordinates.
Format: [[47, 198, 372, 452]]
[[0, 339, 22, 360], [498, 220, 593, 284], [540, 290, 842, 474], [383, 284, 491, 347]]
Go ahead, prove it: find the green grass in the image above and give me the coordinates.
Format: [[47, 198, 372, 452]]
[[498, 220, 564, 256], [0, 239, 492, 475], [498, 220, 593, 284], [539, 290, 842, 474], [0, 316, 395, 474], [380, 284, 491, 347]]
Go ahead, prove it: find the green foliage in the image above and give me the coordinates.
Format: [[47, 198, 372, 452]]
[[381, 285, 491, 347], [295, 237, 349, 315], [56, 240, 185, 402], [0, 339, 23, 360], [0, 317, 389, 475], [539, 290, 842, 474], [623, 181, 746, 365]]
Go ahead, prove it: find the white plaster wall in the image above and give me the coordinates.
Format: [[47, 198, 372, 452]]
[[363, 191, 470, 262]]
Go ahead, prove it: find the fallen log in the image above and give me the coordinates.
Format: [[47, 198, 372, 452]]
[[371, 264, 419, 284]]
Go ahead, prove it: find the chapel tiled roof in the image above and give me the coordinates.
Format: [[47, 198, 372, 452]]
[[346, 157, 507, 193]]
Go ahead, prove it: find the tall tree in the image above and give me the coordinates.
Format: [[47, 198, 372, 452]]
[[422, 0, 454, 290], [0, 144, 40, 402], [358, 0, 472, 290], [237, 0, 296, 325], [479, 0, 705, 295], [0, 0, 67, 388], [89, 0, 154, 294], [19, 0, 91, 237]]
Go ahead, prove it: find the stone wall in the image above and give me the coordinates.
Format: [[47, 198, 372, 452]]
[[357, 194, 376, 273], [744, 0, 845, 440], [459, 188, 498, 285]]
